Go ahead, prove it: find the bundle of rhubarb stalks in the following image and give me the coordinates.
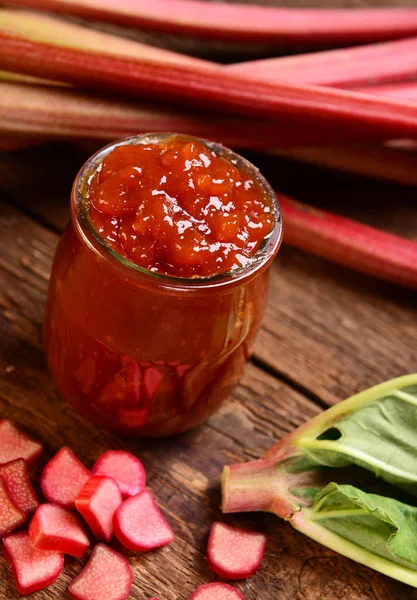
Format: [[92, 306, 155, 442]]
[[1, 0, 417, 288]]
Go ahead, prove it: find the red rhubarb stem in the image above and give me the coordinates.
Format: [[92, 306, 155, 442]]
[[279, 195, 417, 290], [222, 459, 297, 519], [228, 36, 417, 89], [2, 12, 417, 140], [354, 81, 417, 102], [0, 81, 383, 148], [6, 0, 417, 45]]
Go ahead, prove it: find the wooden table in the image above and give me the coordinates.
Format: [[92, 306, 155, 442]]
[[2, 6, 417, 598]]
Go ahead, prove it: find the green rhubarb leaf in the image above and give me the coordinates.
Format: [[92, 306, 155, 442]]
[[222, 375, 417, 587], [309, 483, 417, 570], [294, 375, 417, 495]]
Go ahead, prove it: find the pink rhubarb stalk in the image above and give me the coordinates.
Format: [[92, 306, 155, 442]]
[[0, 458, 39, 515], [227, 36, 417, 89], [29, 504, 90, 557], [279, 195, 417, 290], [0, 419, 43, 466], [40, 447, 91, 508], [92, 450, 146, 498], [3, 531, 64, 594], [0, 81, 386, 149], [75, 475, 122, 542], [114, 490, 174, 551], [3, 12, 417, 140], [189, 583, 246, 600], [354, 81, 417, 101], [207, 522, 267, 580], [68, 544, 133, 600], [6, 0, 417, 45]]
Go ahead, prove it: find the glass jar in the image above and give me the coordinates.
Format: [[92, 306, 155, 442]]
[[43, 134, 282, 437]]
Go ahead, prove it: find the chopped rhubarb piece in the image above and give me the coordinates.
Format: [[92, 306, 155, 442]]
[[114, 490, 174, 551], [41, 447, 91, 508], [189, 583, 245, 600], [68, 544, 133, 600], [0, 419, 43, 466], [91, 450, 146, 498], [207, 522, 266, 580], [0, 458, 39, 515], [97, 357, 142, 407], [29, 504, 90, 558], [75, 476, 122, 542], [3, 531, 64, 594], [0, 478, 25, 537], [142, 367, 163, 405]]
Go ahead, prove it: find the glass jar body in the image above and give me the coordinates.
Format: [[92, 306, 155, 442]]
[[43, 223, 271, 437]]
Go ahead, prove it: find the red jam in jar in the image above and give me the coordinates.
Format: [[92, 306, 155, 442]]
[[44, 134, 282, 437]]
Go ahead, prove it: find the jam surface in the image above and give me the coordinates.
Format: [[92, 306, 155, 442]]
[[88, 138, 274, 278]]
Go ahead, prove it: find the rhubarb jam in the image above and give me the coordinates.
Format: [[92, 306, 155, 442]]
[[88, 139, 274, 278], [44, 134, 282, 437]]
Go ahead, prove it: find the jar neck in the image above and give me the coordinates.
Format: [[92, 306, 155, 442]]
[[71, 133, 283, 294]]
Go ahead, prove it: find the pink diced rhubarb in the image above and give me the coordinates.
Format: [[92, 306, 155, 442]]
[[68, 544, 133, 600], [29, 503, 90, 557], [0, 458, 39, 515], [114, 490, 174, 551], [92, 450, 146, 498], [40, 447, 91, 508], [207, 522, 266, 579], [0, 478, 25, 537], [75, 475, 122, 542], [0, 420, 43, 466], [189, 583, 246, 600], [3, 531, 64, 594]]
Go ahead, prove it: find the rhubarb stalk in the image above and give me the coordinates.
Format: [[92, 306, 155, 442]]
[[279, 195, 417, 290], [227, 36, 417, 89], [3, 11, 417, 140], [0, 81, 386, 148], [354, 81, 417, 101], [6, 0, 417, 45]]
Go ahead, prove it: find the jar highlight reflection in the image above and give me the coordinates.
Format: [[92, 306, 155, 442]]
[[43, 134, 282, 437]]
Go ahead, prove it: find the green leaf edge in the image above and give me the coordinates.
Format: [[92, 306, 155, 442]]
[[292, 373, 417, 445], [291, 507, 417, 587]]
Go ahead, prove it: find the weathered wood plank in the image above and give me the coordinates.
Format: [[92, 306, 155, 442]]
[[0, 199, 416, 599]]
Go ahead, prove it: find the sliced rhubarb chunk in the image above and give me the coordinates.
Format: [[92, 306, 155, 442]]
[[41, 447, 91, 508], [91, 450, 146, 498], [3, 531, 64, 594], [0, 458, 39, 515], [189, 583, 246, 600], [29, 504, 90, 558], [0, 420, 43, 466], [75, 476, 122, 542], [0, 478, 25, 537], [207, 522, 266, 580], [114, 490, 174, 551], [68, 544, 133, 600]]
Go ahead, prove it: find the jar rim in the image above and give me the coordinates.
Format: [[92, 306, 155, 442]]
[[71, 133, 283, 291]]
